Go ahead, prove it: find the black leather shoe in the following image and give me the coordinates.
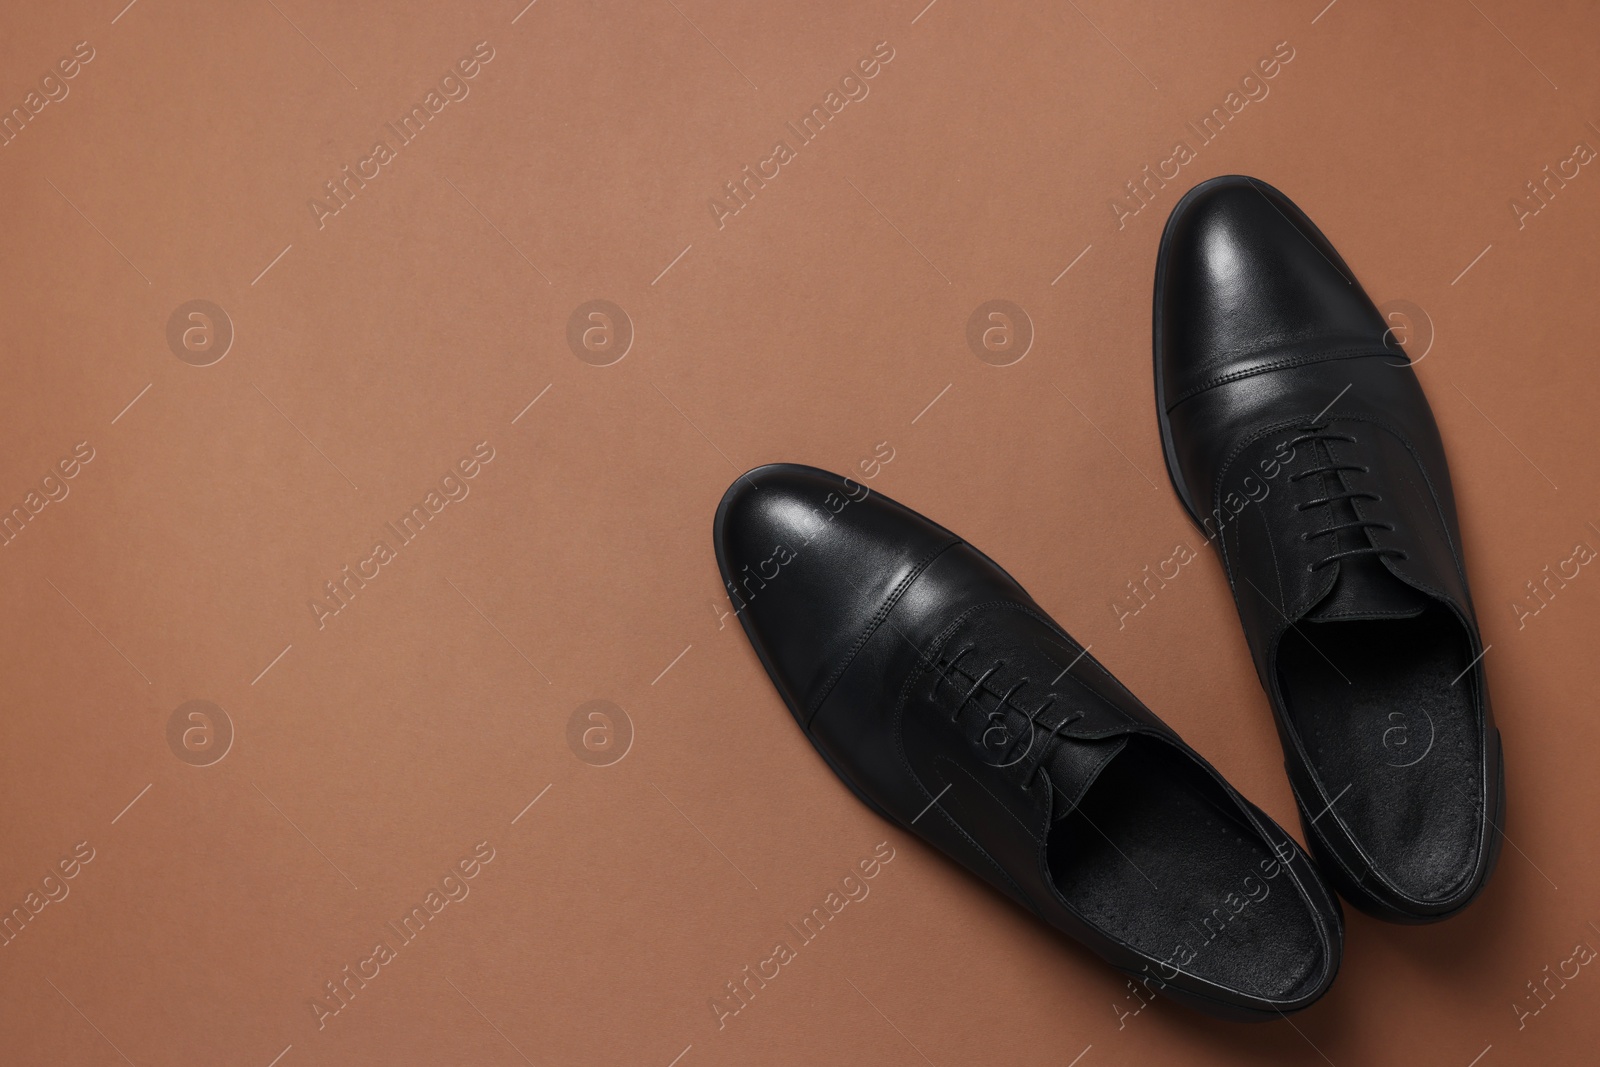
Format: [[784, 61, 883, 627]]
[[715, 464, 1342, 1019], [1153, 174, 1504, 923]]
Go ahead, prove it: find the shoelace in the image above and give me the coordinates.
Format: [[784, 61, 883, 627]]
[[934, 647, 1083, 793], [1285, 424, 1408, 573]]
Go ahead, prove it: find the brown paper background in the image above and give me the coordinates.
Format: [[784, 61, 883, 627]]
[[2, 1, 1597, 1064]]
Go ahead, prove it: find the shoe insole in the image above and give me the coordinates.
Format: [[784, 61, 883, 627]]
[[1277, 604, 1481, 901], [1047, 738, 1322, 1000]]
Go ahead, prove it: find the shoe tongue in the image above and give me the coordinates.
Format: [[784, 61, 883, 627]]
[[1303, 554, 1432, 622], [1046, 736, 1128, 821]]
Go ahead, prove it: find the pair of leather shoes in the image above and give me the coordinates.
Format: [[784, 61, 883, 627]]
[[712, 176, 1502, 1019]]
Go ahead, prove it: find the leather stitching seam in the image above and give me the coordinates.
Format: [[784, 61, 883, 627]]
[[807, 537, 960, 721], [1167, 345, 1400, 409]]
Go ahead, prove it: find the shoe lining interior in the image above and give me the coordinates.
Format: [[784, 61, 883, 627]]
[[1047, 737, 1323, 1000], [1277, 604, 1482, 902]]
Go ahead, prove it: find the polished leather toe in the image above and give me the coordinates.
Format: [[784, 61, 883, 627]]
[[1156, 174, 1391, 413], [716, 465, 1343, 1019], [713, 464, 960, 723], [1154, 176, 1504, 924]]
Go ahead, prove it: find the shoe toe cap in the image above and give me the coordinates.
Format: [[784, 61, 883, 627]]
[[713, 464, 956, 719], [1156, 175, 1392, 405]]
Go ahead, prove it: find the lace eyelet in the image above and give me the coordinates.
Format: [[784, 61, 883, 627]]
[[1299, 532, 1308, 542]]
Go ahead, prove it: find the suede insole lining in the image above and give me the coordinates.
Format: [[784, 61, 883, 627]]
[[1277, 604, 1481, 901], [1048, 738, 1321, 999]]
